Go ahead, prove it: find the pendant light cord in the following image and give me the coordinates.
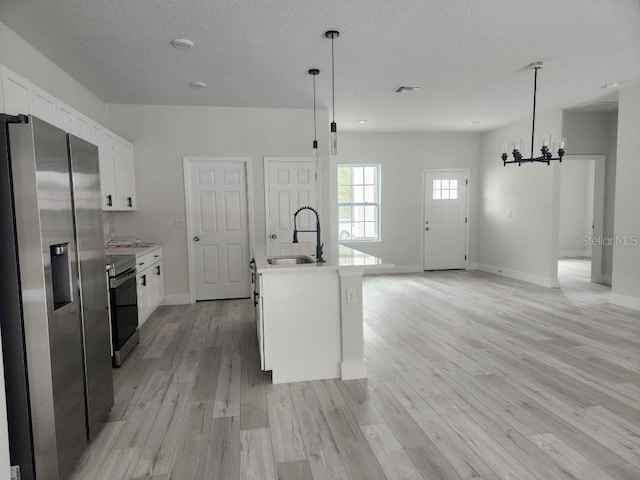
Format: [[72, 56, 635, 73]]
[[331, 36, 335, 123], [313, 73, 317, 142]]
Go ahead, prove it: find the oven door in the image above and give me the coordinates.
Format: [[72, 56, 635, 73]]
[[109, 267, 138, 351]]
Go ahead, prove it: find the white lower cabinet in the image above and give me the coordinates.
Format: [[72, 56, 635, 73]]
[[136, 248, 164, 326]]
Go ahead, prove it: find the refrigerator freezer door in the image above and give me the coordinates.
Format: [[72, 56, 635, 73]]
[[68, 134, 114, 440], [0, 115, 36, 479], [9, 116, 88, 480]]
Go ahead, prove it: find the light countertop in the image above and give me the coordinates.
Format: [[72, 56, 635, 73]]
[[253, 243, 392, 273], [105, 243, 162, 257]]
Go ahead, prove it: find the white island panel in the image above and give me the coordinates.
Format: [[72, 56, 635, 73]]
[[254, 243, 391, 384]]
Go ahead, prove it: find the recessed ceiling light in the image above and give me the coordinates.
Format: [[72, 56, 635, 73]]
[[603, 82, 619, 89], [189, 81, 207, 88], [357, 119, 367, 124], [171, 38, 194, 49]]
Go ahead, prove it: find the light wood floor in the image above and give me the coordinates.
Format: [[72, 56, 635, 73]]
[[71, 262, 640, 480]]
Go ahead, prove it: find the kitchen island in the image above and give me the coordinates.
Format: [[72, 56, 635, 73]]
[[253, 243, 390, 384]]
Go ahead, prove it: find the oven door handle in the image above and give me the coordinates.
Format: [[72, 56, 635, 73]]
[[110, 268, 137, 288]]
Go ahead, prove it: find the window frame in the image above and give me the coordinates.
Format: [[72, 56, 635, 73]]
[[337, 163, 381, 243]]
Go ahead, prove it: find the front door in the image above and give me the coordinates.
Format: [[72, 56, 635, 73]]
[[185, 158, 250, 300], [423, 170, 468, 270], [265, 158, 317, 257]]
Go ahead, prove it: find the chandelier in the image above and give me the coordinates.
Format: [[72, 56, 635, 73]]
[[502, 62, 566, 166]]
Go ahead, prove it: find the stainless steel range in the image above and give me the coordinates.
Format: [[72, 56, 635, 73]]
[[106, 255, 139, 366]]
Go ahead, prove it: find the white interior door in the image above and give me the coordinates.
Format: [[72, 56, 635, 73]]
[[423, 170, 468, 270], [265, 158, 317, 257], [185, 158, 251, 300]]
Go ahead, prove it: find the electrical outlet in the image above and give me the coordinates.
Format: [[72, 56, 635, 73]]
[[346, 289, 357, 304], [506, 209, 513, 218], [175, 219, 185, 229]]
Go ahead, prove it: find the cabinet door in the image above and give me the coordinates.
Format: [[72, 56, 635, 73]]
[[257, 274, 265, 370], [99, 132, 116, 209], [73, 113, 90, 141], [122, 142, 136, 209], [112, 139, 127, 210], [137, 270, 150, 326], [56, 101, 74, 132], [1, 66, 31, 115], [88, 122, 102, 149], [152, 261, 164, 309], [29, 87, 56, 124]]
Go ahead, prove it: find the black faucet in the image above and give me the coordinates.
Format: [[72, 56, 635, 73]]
[[292, 206, 325, 263]]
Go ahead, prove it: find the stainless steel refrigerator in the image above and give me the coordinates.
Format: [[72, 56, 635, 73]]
[[0, 114, 114, 480]]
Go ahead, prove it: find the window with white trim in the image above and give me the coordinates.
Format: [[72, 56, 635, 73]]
[[337, 164, 381, 242], [432, 178, 458, 200]]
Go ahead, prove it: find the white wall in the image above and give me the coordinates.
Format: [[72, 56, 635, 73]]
[[611, 84, 640, 310], [558, 159, 594, 257], [106, 104, 330, 302], [562, 111, 618, 279], [332, 132, 481, 272], [0, 20, 107, 124], [478, 110, 564, 287]]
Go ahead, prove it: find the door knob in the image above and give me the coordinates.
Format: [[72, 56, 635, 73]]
[[271, 234, 277, 239], [193, 236, 200, 242], [425, 227, 430, 231]]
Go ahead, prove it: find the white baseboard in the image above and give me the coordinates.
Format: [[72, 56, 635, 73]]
[[601, 274, 612, 285], [477, 263, 560, 288], [610, 293, 640, 311], [161, 294, 191, 306], [363, 264, 422, 275], [466, 262, 478, 270], [559, 250, 592, 258], [341, 359, 367, 380]]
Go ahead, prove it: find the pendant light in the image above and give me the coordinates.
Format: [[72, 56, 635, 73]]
[[501, 62, 566, 166], [309, 68, 320, 166], [325, 30, 340, 155]]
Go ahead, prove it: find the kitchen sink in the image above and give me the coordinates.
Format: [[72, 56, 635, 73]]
[[266, 255, 315, 265]]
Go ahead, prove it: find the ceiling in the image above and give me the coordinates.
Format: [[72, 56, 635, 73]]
[[1, 0, 639, 132]]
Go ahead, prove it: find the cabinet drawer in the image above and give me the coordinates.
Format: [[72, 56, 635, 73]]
[[136, 248, 162, 271]]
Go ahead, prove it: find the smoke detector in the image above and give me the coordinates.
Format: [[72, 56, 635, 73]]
[[171, 38, 194, 49], [393, 85, 422, 94]]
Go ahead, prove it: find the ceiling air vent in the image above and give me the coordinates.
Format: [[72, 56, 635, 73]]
[[393, 85, 422, 94]]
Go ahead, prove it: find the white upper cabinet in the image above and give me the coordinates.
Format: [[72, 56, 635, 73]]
[[72, 112, 90, 141], [99, 133, 136, 211], [100, 131, 116, 209], [55, 101, 74, 132], [1, 66, 31, 115], [29, 87, 56, 124], [1, 64, 137, 211], [121, 142, 136, 209], [88, 121, 102, 148]]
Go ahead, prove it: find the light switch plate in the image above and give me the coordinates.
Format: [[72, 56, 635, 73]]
[[346, 289, 357, 304]]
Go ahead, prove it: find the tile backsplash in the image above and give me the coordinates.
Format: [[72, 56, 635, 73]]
[[102, 212, 115, 245]]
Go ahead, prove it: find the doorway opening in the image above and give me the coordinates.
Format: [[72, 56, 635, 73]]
[[557, 155, 606, 286]]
